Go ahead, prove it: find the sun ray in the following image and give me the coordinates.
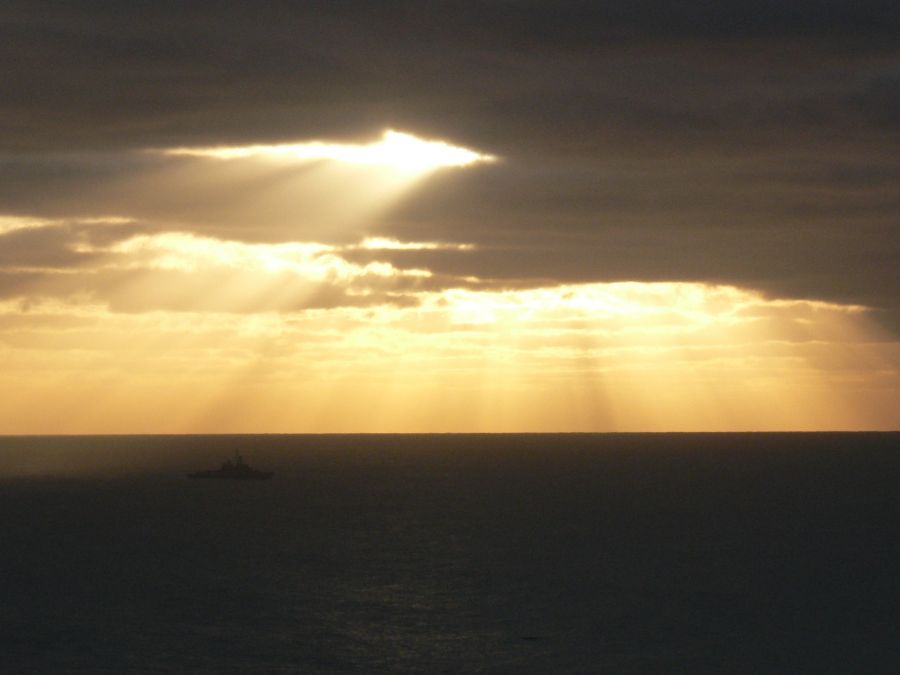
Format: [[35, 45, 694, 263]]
[[1, 214, 897, 432]]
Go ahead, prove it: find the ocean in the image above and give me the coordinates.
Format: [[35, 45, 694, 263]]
[[0, 433, 896, 673]]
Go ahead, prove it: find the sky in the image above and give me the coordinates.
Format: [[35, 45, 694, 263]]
[[0, 1, 897, 432]]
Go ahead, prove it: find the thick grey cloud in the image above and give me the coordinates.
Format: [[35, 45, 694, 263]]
[[0, 1, 898, 330], [2, 1, 898, 151]]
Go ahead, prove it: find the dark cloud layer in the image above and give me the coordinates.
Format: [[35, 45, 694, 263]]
[[3, 1, 898, 151], [1, 1, 898, 330]]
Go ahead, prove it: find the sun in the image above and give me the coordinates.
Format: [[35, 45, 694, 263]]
[[352, 130, 496, 172], [156, 129, 497, 174]]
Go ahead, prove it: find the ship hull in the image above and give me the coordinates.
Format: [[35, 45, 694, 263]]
[[187, 472, 273, 480]]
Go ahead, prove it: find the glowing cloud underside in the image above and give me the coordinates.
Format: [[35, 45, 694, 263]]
[[0, 223, 897, 434], [158, 130, 497, 172]]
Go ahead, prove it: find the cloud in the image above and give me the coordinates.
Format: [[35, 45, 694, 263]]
[[0, 276, 895, 432], [2, 2, 897, 154], [0, 218, 473, 312], [0, 3, 897, 430], [354, 237, 473, 251], [155, 130, 496, 171]]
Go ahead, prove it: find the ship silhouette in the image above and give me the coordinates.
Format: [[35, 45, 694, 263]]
[[187, 450, 273, 480]]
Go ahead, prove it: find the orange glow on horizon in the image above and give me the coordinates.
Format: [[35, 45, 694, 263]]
[[0, 249, 895, 434], [0, 111, 896, 437]]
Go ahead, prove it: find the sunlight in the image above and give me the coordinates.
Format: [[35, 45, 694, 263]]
[[0, 215, 134, 235], [156, 130, 497, 173], [91, 232, 432, 281], [2, 269, 894, 433], [357, 237, 474, 251], [1, 214, 896, 433], [117, 132, 496, 237]]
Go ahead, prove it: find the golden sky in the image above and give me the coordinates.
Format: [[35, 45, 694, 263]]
[[0, 132, 896, 432], [3, 4, 899, 432]]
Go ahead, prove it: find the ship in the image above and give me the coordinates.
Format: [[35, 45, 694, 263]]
[[187, 450, 273, 480]]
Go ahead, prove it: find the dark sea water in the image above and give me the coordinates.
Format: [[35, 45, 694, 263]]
[[0, 433, 897, 673]]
